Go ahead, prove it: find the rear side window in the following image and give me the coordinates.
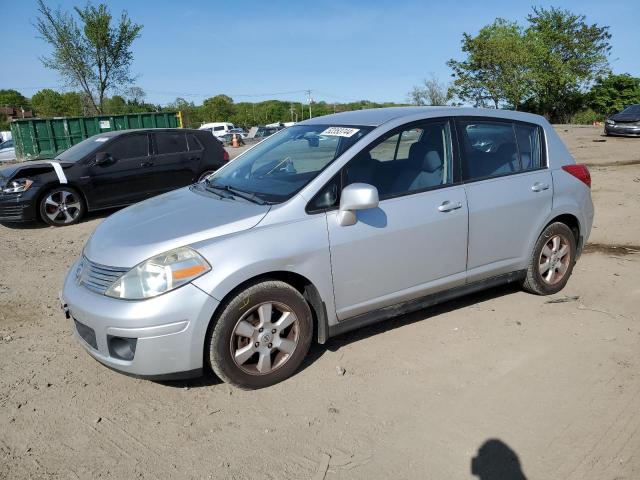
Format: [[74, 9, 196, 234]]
[[514, 124, 542, 169], [187, 134, 203, 151], [156, 132, 187, 154], [213, 126, 224, 131], [108, 135, 148, 160]]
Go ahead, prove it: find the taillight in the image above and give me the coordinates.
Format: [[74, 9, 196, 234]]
[[223, 150, 229, 162], [562, 164, 591, 188]]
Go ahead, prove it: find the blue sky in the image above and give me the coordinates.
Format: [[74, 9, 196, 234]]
[[1, 0, 638, 105]]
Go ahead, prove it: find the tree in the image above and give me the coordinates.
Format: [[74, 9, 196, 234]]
[[202, 94, 235, 121], [31, 89, 64, 117], [60, 92, 85, 116], [525, 7, 611, 122], [587, 73, 640, 115], [408, 75, 451, 106], [35, 0, 142, 114], [125, 86, 146, 105], [448, 19, 532, 109], [0, 89, 30, 109]]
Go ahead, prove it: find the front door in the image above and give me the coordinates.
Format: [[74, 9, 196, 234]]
[[324, 119, 469, 320], [87, 133, 153, 208]]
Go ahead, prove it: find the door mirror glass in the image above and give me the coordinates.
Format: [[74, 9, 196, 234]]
[[95, 152, 112, 165], [337, 183, 379, 226]]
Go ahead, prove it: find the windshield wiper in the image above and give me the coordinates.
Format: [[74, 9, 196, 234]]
[[206, 181, 267, 205], [203, 179, 234, 200]]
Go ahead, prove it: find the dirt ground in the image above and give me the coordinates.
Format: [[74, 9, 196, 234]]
[[1, 125, 639, 479]]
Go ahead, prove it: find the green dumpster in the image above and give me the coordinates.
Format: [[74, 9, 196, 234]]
[[10, 111, 182, 161]]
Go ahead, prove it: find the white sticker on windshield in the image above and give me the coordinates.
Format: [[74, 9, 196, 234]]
[[320, 127, 360, 137], [94, 137, 109, 142]]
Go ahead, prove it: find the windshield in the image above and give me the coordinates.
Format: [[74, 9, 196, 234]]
[[204, 124, 372, 203], [55, 135, 112, 162], [621, 104, 640, 114]]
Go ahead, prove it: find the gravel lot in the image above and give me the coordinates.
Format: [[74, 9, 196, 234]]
[[1, 125, 639, 479]]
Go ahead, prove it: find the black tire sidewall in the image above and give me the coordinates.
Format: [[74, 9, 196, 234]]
[[39, 186, 85, 227], [207, 280, 313, 389], [528, 222, 576, 295], [197, 170, 215, 182]]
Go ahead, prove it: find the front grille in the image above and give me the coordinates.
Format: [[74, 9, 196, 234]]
[[0, 205, 24, 219], [78, 257, 128, 295]]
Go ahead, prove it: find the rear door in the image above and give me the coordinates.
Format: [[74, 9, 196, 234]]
[[455, 118, 552, 282], [151, 131, 197, 193], [87, 133, 153, 208]]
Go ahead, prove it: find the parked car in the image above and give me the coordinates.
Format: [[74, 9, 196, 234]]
[[61, 107, 593, 389], [0, 128, 228, 226], [199, 122, 236, 139], [0, 139, 15, 162], [247, 125, 281, 139], [604, 104, 640, 136]]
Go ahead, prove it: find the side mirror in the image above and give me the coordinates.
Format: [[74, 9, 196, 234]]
[[95, 152, 112, 165], [337, 183, 379, 226]]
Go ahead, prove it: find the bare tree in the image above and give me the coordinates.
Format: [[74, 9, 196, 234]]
[[35, 0, 142, 114], [408, 76, 451, 106]]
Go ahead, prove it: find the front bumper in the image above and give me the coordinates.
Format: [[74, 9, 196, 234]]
[[604, 124, 640, 136], [61, 259, 220, 378], [0, 189, 39, 222]]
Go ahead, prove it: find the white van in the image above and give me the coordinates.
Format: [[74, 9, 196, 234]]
[[199, 122, 235, 138]]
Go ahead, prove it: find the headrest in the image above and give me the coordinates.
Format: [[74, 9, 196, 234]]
[[409, 142, 442, 172], [422, 150, 442, 172]]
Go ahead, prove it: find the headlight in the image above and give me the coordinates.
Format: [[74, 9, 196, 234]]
[[105, 247, 211, 300], [605, 119, 615, 125], [2, 178, 33, 193]]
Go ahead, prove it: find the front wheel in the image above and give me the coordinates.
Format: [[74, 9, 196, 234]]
[[207, 280, 313, 389], [522, 222, 576, 295], [39, 187, 85, 227], [197, 170, 215, 182]]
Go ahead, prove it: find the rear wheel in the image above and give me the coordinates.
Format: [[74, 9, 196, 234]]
[[39, 187, 85, 227], [207, 280, 313, 389], [522, 222, 576, 295]]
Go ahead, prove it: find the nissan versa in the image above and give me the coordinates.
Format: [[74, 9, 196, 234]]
[[61, 108, 594, 389]]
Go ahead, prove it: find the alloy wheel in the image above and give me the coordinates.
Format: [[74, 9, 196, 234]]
[[43, 190, 82, 225], [230, 301, 300, 375], [538, 234, 571, 285]]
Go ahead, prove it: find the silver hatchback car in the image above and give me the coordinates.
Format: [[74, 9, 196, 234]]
[[61, 108, 594, 389]]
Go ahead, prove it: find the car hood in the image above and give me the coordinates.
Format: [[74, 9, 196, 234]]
[[0, 159, 74, 183], [609, 112, 640, 123], [84, 186, 271, 267]]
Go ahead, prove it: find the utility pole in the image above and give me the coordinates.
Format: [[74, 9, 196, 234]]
[[305, 89, 312, 119]]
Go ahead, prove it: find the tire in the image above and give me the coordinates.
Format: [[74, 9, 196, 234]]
[[39, 186, 85, 227], [197, 170, 215, 182], [521, 222, 576, 295], [207, 280, 313, 389]]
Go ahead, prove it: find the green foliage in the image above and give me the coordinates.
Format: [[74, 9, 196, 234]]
[[202, 95, 235, 122], [448, 19, 532, 109], [587, 74, 640, 115], [0, 115, 9, 131], [448, 7, 612, 122], [31, 89, 64, 117], [0, 89, 30, 108], [569, 108, 601, 125], [35, 0, 142, 114]]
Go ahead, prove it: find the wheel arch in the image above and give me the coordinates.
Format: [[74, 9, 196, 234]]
[[543, 212, 582, 255]]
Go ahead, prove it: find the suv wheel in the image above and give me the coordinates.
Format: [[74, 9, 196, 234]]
[[522, 222, 576, 295], [207, 280, 313, 389], [197, 170, 215, 182], [39, 187, 85, 227]]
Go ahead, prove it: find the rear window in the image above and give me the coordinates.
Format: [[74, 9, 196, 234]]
[[156, 132, 188, 154]]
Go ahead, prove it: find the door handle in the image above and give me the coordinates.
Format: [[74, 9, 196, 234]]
[[140, 161, 154, 167], [438, 200, 463, 212], [531, 182, 549, 192]]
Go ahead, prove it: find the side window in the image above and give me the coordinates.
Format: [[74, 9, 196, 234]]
[[213, 126, 224, 132], [156, 132, 188, 154], [514, 124, 542, 170], [344, 120, 453, 199], [187, 134, 203, 151], [458, 121, 519, 181], [108, 135, 148, 160]]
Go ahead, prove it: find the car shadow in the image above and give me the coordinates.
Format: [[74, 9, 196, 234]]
[[165, 281, 521, 389]]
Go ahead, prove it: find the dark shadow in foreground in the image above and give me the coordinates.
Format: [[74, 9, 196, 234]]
[[471, 439, 527, 480]]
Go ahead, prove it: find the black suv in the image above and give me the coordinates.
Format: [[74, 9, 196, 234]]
[[0, 128, 228, 226]]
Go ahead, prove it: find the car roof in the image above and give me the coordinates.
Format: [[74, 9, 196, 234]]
[[300, 107, 546, 127], [92, 128, 202, 138]]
